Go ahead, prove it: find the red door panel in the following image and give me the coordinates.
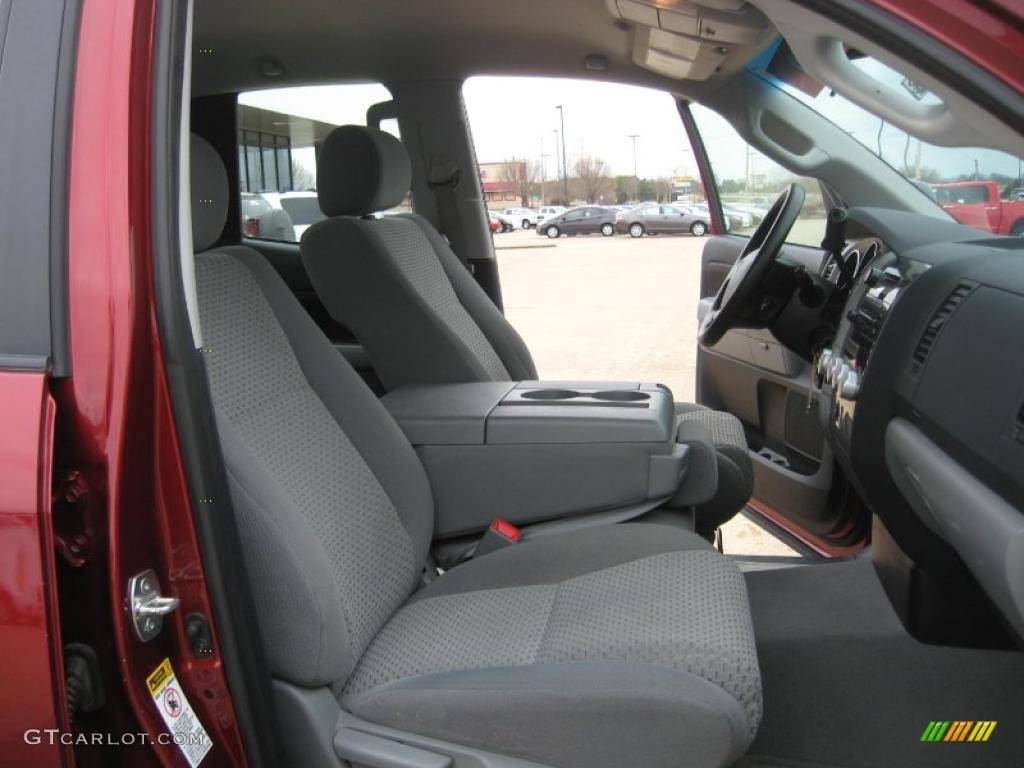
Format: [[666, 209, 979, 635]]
[[0, 373, 67, 768]]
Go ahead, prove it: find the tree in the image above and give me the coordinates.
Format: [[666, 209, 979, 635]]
[[573, 154, 610, 203], [614, 175, 639, 204], [652, 177, 673, 203], [636, 178, 655, 201], [501, 157, 539, 207], [291, 158, 316, 191]]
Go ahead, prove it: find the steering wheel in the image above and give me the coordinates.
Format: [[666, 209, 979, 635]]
[[698, 183, 806, 347]]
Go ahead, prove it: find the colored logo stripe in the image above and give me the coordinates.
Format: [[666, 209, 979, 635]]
[[944, 721, 972, 741], [969, 721, 997, 742], [921, 721, 996, 742]]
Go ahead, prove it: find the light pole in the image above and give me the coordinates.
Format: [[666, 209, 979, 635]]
[[628, 134, 640, 178], [556, 105, 568, 202], [553, 129, 561, 199], [540, 131, 550, 205]]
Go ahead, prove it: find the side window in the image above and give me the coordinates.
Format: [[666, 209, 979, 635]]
[[462, 75, 708, 399], [690, 104, 826, 247], [236, 83, 403, 242]]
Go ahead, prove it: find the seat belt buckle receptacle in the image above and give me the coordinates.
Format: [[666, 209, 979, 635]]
[[474, 518, 521, 557]]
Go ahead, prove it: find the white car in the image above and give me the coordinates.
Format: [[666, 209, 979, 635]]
[[536, 205, 567, 224], [241, 192, 297, 241], [502, 207, 539, 229], [260, 190, 326, 241]]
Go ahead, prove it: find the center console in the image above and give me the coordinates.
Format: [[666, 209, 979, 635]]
[[817, 245, 929, 453], [382, 381, 692, 537]]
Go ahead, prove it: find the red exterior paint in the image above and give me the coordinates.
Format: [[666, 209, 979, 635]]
[[746, 499, 867, 559], [0, 0, 1018, 764], [930, 181, 1024, 235], [867, 0, 1024, 94], [56, 0, 246, 764], [0, 375, 66, 767]]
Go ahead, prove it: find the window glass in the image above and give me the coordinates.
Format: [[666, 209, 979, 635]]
[[236, 83, 404, 242], [690, 104, 827, 247], [462, 76, 707, 402], [756, 43, 1023, 235]]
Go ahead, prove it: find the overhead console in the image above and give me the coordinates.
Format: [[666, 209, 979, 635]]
[[383, 382, 691, 537], [606, 0, 771, 79]]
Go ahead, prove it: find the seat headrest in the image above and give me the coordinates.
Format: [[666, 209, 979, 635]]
[[317, 125, 411, 217], [191, 134, 229, 252]]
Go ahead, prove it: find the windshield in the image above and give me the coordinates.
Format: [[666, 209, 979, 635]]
[[760, 42, 1022, 232]]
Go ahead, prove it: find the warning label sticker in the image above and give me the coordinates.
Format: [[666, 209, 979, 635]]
[[146, 658, 213, 767]]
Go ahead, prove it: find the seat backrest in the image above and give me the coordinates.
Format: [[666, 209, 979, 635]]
[[189, 135, 434, 690], [300, 125, 537, 391]]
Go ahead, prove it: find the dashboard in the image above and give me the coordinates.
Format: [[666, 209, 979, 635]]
[[817, 238, 930, 449], [810, 207, 1024, 639]]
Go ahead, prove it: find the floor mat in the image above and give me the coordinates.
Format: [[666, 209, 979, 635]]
[[742, 561, 1024, 768]]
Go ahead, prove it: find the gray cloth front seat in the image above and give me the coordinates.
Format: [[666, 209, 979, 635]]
[[191, 134, 761, 767], [300, 125, 753, 533]]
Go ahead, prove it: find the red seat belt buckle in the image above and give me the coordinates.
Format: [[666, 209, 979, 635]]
[[475, 518, 522, 557], [490, 518, 521, 543]]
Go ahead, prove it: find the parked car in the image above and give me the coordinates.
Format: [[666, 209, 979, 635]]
[[616, 204, 710, 237], [261, 190, 326, 240], [488, 210, 513, 232], [503, 207, 538, 229], [931, 181, 1024, 236], [536, 205, 567, 223], [240, 192, 296, 240], [723, 202, 770, 224], [536, 206, 616, 238], [722, 205, 755, 229]]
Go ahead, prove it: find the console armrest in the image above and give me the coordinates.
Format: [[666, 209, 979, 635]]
[[672, 418, 719, 506], [382, 381, 690, 537]]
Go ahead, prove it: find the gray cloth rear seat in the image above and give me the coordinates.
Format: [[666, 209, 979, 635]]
[[190, 134, 762, 767], [300, 125, 753, 533]]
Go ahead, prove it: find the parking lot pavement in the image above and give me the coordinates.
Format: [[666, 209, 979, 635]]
[[495, 228, 703, 402], [495, 227, 798, 557]]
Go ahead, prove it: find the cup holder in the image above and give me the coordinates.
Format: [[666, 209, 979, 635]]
[[592, 390, 651, 402], [518, 388, 652, 404], [520, 388, 581, 400]]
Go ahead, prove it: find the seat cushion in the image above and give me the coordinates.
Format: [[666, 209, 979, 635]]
[[341, 524, 762, 767], [675, 404, 755, 533]]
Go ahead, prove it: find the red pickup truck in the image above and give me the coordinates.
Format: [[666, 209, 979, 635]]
[[931, 181, 1024, 236]]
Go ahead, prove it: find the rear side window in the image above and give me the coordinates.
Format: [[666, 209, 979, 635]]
[[236, 83, 403, 242]]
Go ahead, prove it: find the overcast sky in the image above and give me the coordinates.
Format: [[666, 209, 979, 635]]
[[240, 72, 1020, 189], [462, 77, 698, 179], [240, 79, 700, 179]]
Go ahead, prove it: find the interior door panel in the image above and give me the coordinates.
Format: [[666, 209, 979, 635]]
[[697, 235, 837, 531]]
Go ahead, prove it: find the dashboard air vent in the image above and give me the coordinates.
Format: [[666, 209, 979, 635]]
[[910, 282, 973, 375]]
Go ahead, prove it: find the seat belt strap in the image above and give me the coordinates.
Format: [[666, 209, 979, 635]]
[[428, 158, 473, 272]]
